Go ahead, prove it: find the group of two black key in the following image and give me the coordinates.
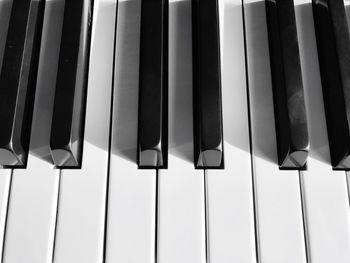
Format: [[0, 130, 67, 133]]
[[0, 0, 349, 171], [267, 0, 350, 171], [0, 0, 92, 169], [138, 0, 224, 169]]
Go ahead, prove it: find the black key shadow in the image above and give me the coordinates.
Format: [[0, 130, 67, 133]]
[[28, 0, 64, 163], [168, 0, 194, 163], [82, 1, 117, 156], [222, 2, 254, 160], [295, 3, 331, 164], [241, 1, 277, 164], [112, 0, 141, 162]]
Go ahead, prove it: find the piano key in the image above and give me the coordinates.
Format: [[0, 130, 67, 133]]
[[137, 0, 168, 168], [52, 1, 114, 262], [244, 0, 307, 262], [105, 1, 156, 261], [192, 0, 224, 169], [0, 169, 11, 260], [312, 0, 350, 170], [50, 0, 93, 168], [265, 0, 309, 169], [4, 167, 59, 263], [0, 0, 13, 258], [295, 1, 350, 262], [2, 1, 64, 261], [0, 0, 45, 167], [205, 0, 256, 261], [157, 1, 205, 262]]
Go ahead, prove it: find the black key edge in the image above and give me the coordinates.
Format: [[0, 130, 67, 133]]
[[265, 0, 309, 170], [312, 0, 350, 170], [50, 0, 94, 169], [0, 0, 46, 168], [192, 0, 224, 170], [137, 0, 168, 169]]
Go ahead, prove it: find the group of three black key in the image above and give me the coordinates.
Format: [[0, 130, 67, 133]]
[[138, 0, 224, 169], [0, 0, 349, 171]]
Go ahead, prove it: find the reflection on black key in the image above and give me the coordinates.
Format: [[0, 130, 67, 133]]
[[0, 0, 45, 168], [50, 0, 93, 168], [265, 0, 309, 170], [312, 0, 350, 170], [137, 0, 168, 169], [192, 0, 224, 169]]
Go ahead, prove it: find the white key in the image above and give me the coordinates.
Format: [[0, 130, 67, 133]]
[[4, 164, 59, 263], [205, 0, 256, 262], [0, 170, 11, 261], [0, 0, 12, 259], [105, 0, 156, 262], [2, 1, 64, 262], [295, 2, 350, 262], [53, 1, 116, 262], [157, 1, 206, 262], [244, 1, 307, 262]]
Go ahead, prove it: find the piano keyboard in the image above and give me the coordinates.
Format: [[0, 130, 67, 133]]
[[0, 0, 350, 262]]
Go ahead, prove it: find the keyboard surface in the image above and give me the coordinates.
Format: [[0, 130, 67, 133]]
[[0, 0, 350, 262]]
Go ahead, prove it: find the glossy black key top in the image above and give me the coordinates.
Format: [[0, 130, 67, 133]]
[[192, 0, 224, 169], [50, 0, 93, 168], [265, 0, 309, 170], [0, 0, 45, 168], [312, 0, 350, 170], [137, 0, 168, 168]]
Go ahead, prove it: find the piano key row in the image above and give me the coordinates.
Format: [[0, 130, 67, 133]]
[[0, 0, 350, 263], [2, 0, 350, 172]]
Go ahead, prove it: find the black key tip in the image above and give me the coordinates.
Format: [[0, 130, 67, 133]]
[[196, 148, 223, 169], [333, 155, 350, 171], [279, 149, 308, 170], [50, 146, 80, 168], [138, 148, 164, 168], [0, 145, 25, 167]]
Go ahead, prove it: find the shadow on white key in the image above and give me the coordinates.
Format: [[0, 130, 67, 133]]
[[53, 1, 116, 262], [2, 1, 63, 262], [105, 0, 157, 262], [157, 1, 206, 263], [244, 1, 307, 262], [205, 0, 256, 262], [0, 0, 12, 260], [295, 2, 350, 262]]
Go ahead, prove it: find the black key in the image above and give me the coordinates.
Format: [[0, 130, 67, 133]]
[[312, 0, 350, 170], [137, 0, 168, 168], [192, 0, 224, 169], [50, 0, 93, 168], [0, 0, 45, 168], [265, 0, 309, 170]]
